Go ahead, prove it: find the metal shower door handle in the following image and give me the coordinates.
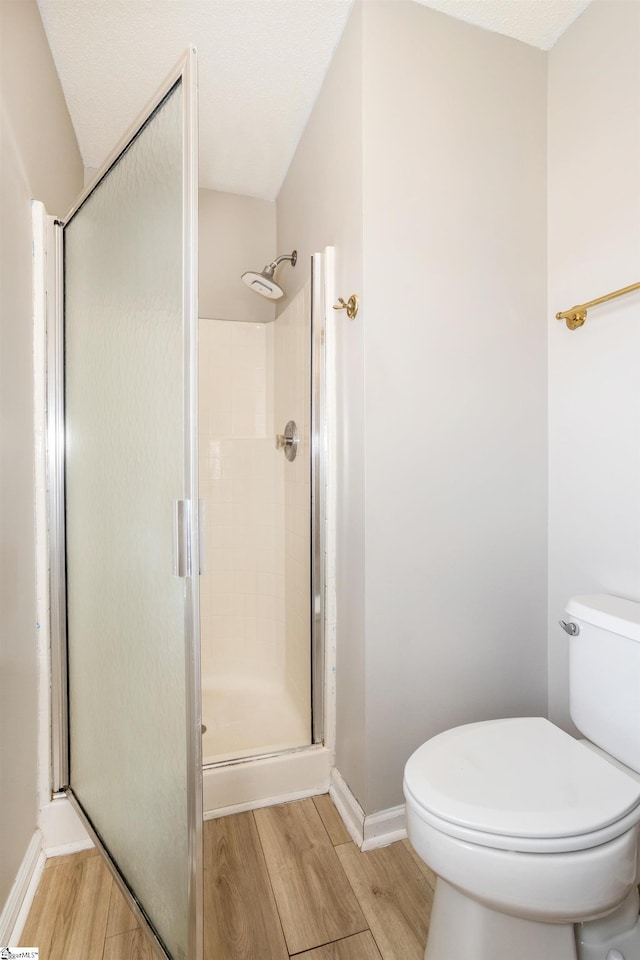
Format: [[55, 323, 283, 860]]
[[276, 420, 299, 461]]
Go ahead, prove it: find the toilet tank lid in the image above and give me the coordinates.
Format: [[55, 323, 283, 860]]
[[566, 594, 640, 642]]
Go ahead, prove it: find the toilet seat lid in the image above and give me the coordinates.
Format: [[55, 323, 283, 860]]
[[404, 717, 640, 841]]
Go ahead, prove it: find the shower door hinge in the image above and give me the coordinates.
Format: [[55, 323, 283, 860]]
[[172, 499, 206, 577]]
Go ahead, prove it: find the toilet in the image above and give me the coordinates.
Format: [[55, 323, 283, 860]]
[[403, 594, 640, 960]]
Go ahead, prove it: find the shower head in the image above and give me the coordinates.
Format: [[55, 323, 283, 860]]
[[242, 269, 285, 300], [242, 250, 297, 300]]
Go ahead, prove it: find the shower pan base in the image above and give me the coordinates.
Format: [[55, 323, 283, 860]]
[[201, 678, 331, 820], [203, 744, 331, 820], [201, 679, 309, 766]]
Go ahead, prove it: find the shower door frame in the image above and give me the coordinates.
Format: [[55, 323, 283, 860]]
[[47, 49, 202, 960], [311, 252, 326, 745]]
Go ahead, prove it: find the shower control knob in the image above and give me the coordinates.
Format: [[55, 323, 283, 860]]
[[275, 420, 299, 462]]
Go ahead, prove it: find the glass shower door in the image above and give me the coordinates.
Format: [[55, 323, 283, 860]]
[[61, 53, 201, 960]]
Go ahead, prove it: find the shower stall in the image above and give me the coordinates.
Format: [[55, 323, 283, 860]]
[[200, 280, 311, 764], [198, 225, 330, 813]]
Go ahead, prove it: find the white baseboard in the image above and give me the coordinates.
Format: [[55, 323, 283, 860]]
[[39, 795, 92, 857], [362, 804, 407, 851], [0, 799, 95, 945], [43, 838, 96, 860], [330, 768, 407, 850], [329, 768, 365, 845], [0, 831, 45, 945]]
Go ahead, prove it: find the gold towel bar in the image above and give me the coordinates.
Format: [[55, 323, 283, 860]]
[[556, 281, 640, 330]]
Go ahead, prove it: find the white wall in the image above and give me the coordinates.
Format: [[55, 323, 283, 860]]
[[361, 1, 548, 813], [547, 0, 640, 732], [0, 0, 83, 911], [277, 4, 366, 803], [199, 188, 276, 324], [278, 0, 548, 815]]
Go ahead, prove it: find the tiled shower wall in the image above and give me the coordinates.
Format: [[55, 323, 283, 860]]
[[199, 319, 285, 689], [199, 281, 311, 714]]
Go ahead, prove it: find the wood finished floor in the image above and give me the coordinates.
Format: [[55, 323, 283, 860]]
[[21, 795, 436, 960]]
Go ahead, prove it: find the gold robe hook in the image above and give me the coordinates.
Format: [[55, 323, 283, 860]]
[[333, 294, 359, 319]]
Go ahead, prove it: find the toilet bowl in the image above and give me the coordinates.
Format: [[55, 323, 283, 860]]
[[404, 716, 640, 960], [403, 595, 640, 960], [403, 596, 640, 959]]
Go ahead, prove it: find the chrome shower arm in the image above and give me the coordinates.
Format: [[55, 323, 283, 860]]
[[268, 250, 297, 270]]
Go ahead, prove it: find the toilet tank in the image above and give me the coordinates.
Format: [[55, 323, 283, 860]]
[[567, 594, 640, 772]]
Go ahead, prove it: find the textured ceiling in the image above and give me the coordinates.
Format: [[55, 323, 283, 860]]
[[36, 0, 354, 200], [37, 0, 591, 201], [416, 0, 592, 50]]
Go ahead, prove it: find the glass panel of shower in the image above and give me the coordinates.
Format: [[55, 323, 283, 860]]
[[199, 278, 314, 764], [62, 58, 201, 960]]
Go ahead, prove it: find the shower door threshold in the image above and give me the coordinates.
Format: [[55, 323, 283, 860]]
[[202, 743, 331, 820]]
